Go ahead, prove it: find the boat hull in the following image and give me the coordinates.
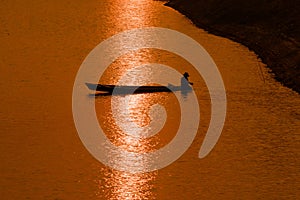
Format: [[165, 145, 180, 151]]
[[85, 83, 185, 94]]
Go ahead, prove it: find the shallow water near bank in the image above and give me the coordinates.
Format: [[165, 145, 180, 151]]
[[0, 0, 299, 199]]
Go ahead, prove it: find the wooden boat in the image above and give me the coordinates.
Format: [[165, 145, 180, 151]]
[[85, 83, 187, 94]]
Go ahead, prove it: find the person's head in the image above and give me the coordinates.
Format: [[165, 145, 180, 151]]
[[183, 72, 189, 78]]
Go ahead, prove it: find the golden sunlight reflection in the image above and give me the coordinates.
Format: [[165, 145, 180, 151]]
[[95, 93, 166, 199], [94, 58, 182, 198], [96, 91, 181, 154], [98, 168, 157, 200], [108, 0, 152, 31], [92, 27, 204, 197]]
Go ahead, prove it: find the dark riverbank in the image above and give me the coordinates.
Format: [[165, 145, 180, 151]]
[[165, 0, 300, 93]]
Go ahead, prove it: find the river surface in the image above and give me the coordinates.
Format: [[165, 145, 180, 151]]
[[1, 0, 299, 199]]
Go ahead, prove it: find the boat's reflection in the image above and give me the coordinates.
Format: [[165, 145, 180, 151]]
[[89, 89, 192, 97]]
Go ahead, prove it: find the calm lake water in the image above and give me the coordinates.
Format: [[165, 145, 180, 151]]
[[1, 0, 299, 199]]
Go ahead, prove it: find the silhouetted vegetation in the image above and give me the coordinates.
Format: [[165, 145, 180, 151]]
[[166, 0, 300, 93]]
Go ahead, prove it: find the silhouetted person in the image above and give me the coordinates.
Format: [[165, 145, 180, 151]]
[[181, 72, 193, 90]]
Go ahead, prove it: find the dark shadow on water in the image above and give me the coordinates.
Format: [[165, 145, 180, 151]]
[[88, 90, 172, 98], [88, 89, 192, 98]]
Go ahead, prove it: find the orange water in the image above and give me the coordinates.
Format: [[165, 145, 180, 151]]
[[0, 0, 299, 199]]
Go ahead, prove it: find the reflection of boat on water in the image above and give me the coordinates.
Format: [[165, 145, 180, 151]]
[[85, 83, 191, 94]]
